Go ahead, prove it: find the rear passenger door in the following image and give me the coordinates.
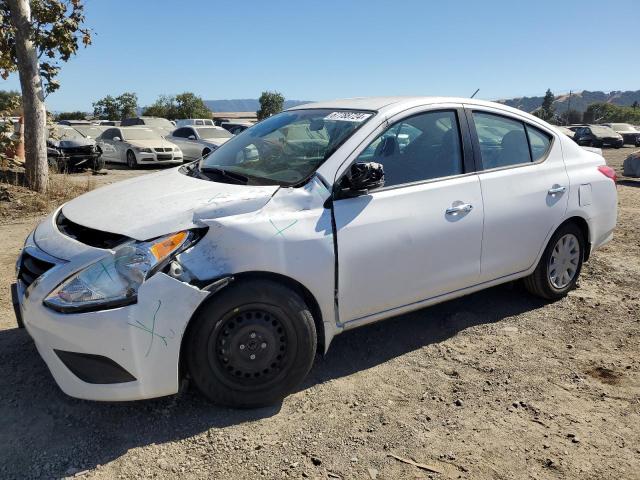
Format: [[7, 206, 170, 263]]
[[466, 107, 569, 282]]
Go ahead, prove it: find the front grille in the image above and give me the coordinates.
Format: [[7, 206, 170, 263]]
[[156, 154, 172, 160], [63, 145, 94, 156], [154, 147, 172, 152], [56, 212, 129, 249], [18, 251, 55, 288]]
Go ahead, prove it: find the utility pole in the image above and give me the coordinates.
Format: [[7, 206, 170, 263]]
[[566, 90, 572, 125]]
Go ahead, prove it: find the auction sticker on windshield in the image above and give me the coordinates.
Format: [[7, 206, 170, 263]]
[[324, 111, 372, 122]]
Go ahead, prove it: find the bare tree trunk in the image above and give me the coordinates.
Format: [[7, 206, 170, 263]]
[[7, 0, 48, 192]]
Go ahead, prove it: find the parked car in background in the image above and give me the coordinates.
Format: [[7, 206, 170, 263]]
[[96, 127, 183, 168], [602, 123, 640, 146], [72, 124, 106, 139], [176, 119, 215, 127], [15, 97, 617, 407], [166, 126, 233, 161], [47, 125, 103, 172], [556, 126, 577, 140], [57, 120, 92, 126], [121, 116, 174, 135], [98, 120, 121, 127], [573, 125, 623, 148], [221, 121, 252, 135]]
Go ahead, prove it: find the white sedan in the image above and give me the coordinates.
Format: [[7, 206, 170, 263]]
[[165, 125, 234, 161], [97, 127, 183, 168], [14, 97, 617, 408]]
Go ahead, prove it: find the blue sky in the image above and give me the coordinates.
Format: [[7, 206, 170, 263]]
[[2, 0, 637, 111]]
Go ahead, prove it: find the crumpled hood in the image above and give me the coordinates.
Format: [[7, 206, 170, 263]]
[[59, 167, 279, 240], [56, 138, 96, 149]]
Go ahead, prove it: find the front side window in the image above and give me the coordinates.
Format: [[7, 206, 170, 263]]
[[355, 110, 463, 187], [473, 112, 531, 169], [172, 128, 190, 138], [198, 109, 373, 186]]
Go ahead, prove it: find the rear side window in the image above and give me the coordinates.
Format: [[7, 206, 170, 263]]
[[526, 125, 551, 161], [473, 112, 531, 169]]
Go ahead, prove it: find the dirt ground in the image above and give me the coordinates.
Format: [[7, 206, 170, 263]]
[[0, 151, 638, 480]]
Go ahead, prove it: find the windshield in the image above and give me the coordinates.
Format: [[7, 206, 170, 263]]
[[611, 123, 636, 132], [122, 128, 162, 140], [53, 126, 85, 140], [73, 126, 104, 138], [142, 117, 173, 127], [196, 127, 233, 139], [198, 109, 373, 185]]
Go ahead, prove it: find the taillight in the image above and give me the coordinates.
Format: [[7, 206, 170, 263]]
[[597, 165, 617, 183]]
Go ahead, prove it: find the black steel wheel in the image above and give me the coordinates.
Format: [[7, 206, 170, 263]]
[[186, 279, 317, 408]]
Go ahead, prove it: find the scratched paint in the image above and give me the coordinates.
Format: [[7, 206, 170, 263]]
[[127, 300, 176, 357]]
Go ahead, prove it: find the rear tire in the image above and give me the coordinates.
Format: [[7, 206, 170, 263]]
[[92, 156, 105, 172], [186, 279, 317, 408], [126, 150, 137, 169], [524, 223, 584, 300]]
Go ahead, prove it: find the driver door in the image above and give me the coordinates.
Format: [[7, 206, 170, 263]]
[[333, 107, 484, 324]]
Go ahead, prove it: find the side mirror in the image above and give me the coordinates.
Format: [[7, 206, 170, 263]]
[[113, 136, 121, 142], [339, 162, 385, 197], [188, 135, 196, 140]]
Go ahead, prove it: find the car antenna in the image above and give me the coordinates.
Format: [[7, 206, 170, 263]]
[[470, 89, 480, 99]]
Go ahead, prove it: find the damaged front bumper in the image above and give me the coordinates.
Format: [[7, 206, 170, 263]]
[[14, 220, 210, 401]]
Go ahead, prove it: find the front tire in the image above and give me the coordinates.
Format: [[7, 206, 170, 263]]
[[524, 223, 584, 300], [185, 279, 317, 408], [126, 150, 137, 169]]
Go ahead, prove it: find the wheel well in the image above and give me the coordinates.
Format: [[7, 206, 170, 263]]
[[202, 148, 211, 155], [178, 272, 325, 381], [559, 216, 591, 262]]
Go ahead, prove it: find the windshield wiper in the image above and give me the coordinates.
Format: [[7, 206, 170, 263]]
[[199, 166, 249, 185]]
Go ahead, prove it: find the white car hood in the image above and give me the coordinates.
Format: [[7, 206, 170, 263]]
[[59, 168, 279, 240]]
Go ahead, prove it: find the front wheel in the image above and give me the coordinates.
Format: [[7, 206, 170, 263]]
[[523, 223, 584, 300], [185, 279, 317, 408], [126, 150, 137, 169], [92, 156, 105, 172]]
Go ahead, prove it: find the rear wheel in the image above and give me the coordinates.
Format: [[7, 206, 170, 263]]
[[524, 223, 584, 300], [126, 150, 137, 169], [186, 279, 317, 408]]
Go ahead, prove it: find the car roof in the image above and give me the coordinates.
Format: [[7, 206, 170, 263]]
[[287, 96, 545, 119]]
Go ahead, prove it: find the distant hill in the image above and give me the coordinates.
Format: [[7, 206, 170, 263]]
[[498, 90, 640, 114], [205, 99, 311, 112]]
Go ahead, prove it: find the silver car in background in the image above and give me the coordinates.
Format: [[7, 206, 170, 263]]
[[97, 127, 183, 168], [166, 125, 234, 161]]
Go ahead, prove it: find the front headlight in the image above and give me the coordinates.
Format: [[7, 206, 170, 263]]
[[173, 146, 181, 152], [136, 147, 153, 153], [44, 231, 191, 313]]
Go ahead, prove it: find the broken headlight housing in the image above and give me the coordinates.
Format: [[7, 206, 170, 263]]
[[44, 230, 196, 313]]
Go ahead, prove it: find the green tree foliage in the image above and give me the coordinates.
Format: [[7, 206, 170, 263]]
[[584, 103, 640, 124], [0, 0, 91, 192], [0, 89, 21, 114], [257, 91, 284, 120], [93, 92, 138, 120], [142, 92, 211, 119], [533, 89, 556, 122], [54, 110, 86, 121]]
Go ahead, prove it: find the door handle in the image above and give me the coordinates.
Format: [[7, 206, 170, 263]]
[[446, 203, 473, 215], [548, 185, 567, 195]]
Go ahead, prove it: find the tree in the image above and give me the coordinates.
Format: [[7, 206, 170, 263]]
[[536, 88, 555, 122], [0, 92, 20, 167], [142, 92, 211, 119], [257, 91, 284, 120], [54, 110, 86, 121], [1, 0, 91, 192], [93, 92, 138, 120], [633, 101, 639, 110], [560, 109, 582, 125], [0, 89, 21, 114]]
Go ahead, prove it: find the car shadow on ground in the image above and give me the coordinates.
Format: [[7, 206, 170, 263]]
[[0, 282, 547, 477], [618, 179, 640, 188]]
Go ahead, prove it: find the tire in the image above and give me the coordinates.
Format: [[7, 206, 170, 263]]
[[185, 279, 317, 408], [523, 223, 584, 300], [126, 150, 137, 169], [92, 156, 105, 172]]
